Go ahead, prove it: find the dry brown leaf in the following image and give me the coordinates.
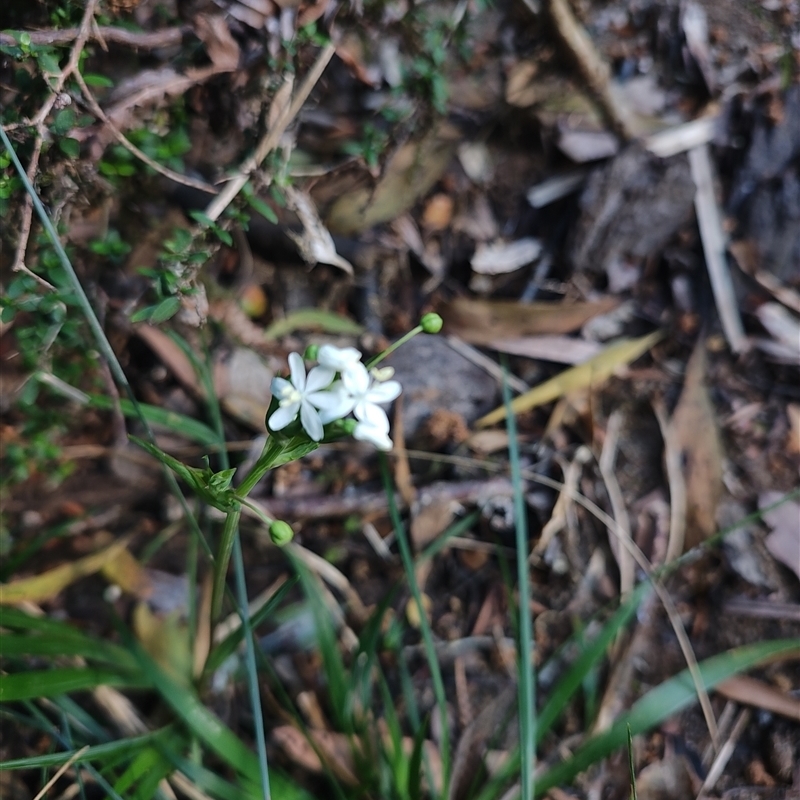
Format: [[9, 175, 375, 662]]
[[213, 347, 274, 431], [635, 749, 695, 800], [477, 331, 662, 428], [0, 539, 130, 604], [422, 193, 454, 231], [490, 335, 602, 365], [135, 325, 203, 396], [101, 547, 152, 598], [272, 726, 360, 785], [669, 340, 723, 550], [466, 429, 510, 455], [325, 122, 459, 234], [286, 187, 354, 274], [193, 15, 240, 72], [787, 403, 800, 455], [411, 498, 458, 549], [132, 603, 192, 686], [268, 76, 295, 130], [716, 675, 800, 722], [449, 686, 517, 800], [471, 238, 542, 275], [759, 492, 800, 581], [441, 296, 619, 345], [505, 60, 540, 107]]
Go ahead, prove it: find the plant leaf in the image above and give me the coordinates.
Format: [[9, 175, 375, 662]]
[[263, 308, 363, 340]]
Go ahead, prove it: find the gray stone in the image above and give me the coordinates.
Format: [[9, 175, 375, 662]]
[[387, 335, 498, 438]]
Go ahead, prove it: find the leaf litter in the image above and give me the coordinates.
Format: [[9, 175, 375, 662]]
[[1, 0, 800, 796]]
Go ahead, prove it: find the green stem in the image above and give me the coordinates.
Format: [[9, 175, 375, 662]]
[[502, 356, 535, 800], [236, 436, 285, 498], [212, 505, 242, 621], [366, 325, 423, 368]]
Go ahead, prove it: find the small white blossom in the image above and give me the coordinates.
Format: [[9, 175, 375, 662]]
[[343, 361, 402, 426], [354, 411, 394, 451], [268, 352, 335, 441], [269, 346, 402, 450], [317, 344, 363, 374]]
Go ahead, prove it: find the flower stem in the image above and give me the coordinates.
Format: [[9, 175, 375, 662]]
[[211, 505, 241, 621], [236, 436, 285, 498], [366, 325, 423, 368]]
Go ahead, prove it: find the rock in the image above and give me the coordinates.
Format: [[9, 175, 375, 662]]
[[387, 335, 497, 439]]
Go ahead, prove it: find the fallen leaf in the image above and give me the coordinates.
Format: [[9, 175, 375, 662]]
[[286, 187, 354, 274], [505, 59, 540, 107], [471, 238, 542, 275], [194, 15, 240, 72], [133, 603, 192, 686], [635, 749, 694, 800], [1, 539, 130, 604], [406, 593, 432, 628], [476, 331, 662, 427], [325, 122, 459, 234], [101, 547, 152, 598], [213, 347, 274, 431], [466, 429, 510, 455], [787, 404, 800, 455], [489, 335, 602, 364], [669, 340, 723, 549], [422, 193, 454, 231], [441, 296, 620, 346], [411, 498, 458, 549], [449, 686, 517, 800], [717, 675, 800, 721], [135, 325, 203, 397], [759, 492, 800, 581], [272, 726, 360, 785]]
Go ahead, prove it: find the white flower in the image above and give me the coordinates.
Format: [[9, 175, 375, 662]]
[[343, 362, 402, 426], [268, 352, 335, 441], [354, 415, 394, 451], [317, 344, 363, 374], [315, 380, 356, 424]]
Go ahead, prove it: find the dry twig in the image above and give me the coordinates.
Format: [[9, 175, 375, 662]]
[[203, 42, 337, 222], [7, 0, 100, 281], [0, 25, 188, 49], [73, 69, 217, 194]]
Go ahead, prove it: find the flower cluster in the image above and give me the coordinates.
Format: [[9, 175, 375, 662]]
[[268, 345, 402, 450]]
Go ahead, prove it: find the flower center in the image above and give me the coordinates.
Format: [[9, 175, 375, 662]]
[[278, 386, 302, 406]]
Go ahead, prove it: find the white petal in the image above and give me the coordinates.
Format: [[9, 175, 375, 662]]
[[365, 380, 401, 404], [318, 345, 362, 370], [288, 352, 306, 391], [342, 361, 370, 396], [304, 365, 335, 394], [300, 400, 324, 441], [354, 420, 393, 450], [269, 402, 299, 431], [271, 376, 292, 397], [309, 386, 355, 422], [354, 401, 390, 430]]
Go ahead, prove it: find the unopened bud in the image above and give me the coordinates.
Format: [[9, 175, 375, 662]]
[[303, 344, 320, 361], [269, 520, 294, 546], [420, 313, 443, 334]]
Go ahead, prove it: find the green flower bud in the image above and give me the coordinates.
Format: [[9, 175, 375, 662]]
[[340, 418, 358, 435], [420, 312, 443, 334], [303, 344, 320, 361], [269, 519, 294, 546]]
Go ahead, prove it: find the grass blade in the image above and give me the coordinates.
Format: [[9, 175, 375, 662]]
[[534, 638, 800, 797], [501, 356, 535, 800], [379, 453, 451, 799], [0, 667, 147, 702]]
